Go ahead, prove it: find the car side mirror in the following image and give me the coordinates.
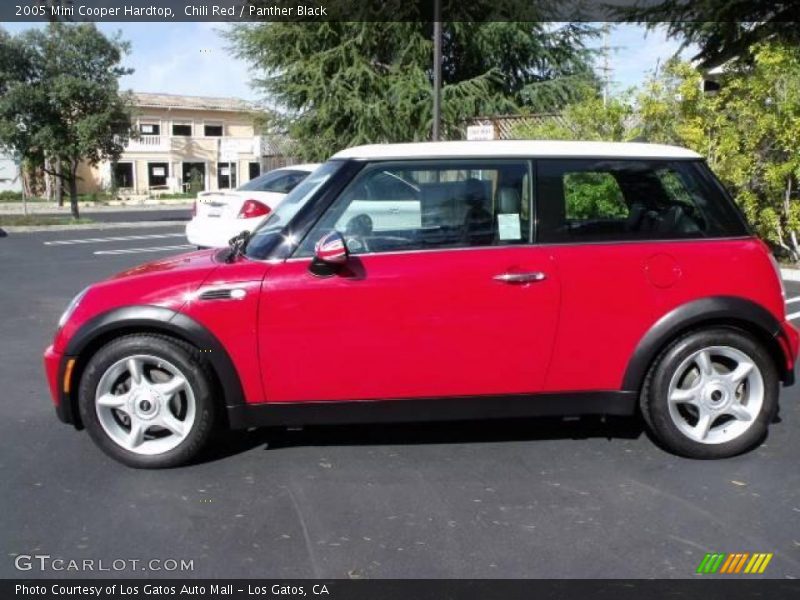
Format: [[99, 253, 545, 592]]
[[313, 230, 349, 265]]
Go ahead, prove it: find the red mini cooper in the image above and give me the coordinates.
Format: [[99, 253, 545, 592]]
[[44, 141, 798, 468]]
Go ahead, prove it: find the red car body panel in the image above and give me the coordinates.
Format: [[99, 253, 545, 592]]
[[542, 237, 786, 392], [180, 259, 272, 404], [259, 247, 560, 402]]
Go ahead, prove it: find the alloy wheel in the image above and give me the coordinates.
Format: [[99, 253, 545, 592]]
[[94, 354, 196, 455], [666, 345, 764, 445]]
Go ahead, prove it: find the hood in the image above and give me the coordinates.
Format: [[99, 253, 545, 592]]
[[91, 248, 224, 312], [110, 248, 222, 280]]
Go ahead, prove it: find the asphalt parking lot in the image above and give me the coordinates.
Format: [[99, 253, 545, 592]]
[[1, 221, 799, 579]]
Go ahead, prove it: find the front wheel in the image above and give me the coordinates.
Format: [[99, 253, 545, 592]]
[[78, 334, 216, 468], [640, 328, 778, 459]]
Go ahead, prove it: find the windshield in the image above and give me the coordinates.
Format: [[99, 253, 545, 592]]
[[237, 169, 310, 193], [244, 161, 343, 259]]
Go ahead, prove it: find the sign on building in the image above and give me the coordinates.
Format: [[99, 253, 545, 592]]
[[219, 139, 240, 162]]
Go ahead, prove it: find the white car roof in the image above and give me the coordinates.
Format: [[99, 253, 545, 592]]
[[332, 141, 701, 160]]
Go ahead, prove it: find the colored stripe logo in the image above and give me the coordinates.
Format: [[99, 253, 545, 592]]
[[696, 553, 773, 574]]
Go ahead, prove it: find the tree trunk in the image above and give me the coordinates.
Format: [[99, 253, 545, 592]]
[[68, 160, 79, 220], [55, 159, 64, 207], [44, 157, 53, 202]]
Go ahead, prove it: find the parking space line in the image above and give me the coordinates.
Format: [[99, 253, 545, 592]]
[[786, 310, 800, 321], [786, 296, 800, 305], [44, 233, 184, 246], [94, 244, 194, 256]]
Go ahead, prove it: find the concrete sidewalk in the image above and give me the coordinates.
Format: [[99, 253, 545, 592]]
[[0, 201, 192, 214], [781, 268, 800, 282]]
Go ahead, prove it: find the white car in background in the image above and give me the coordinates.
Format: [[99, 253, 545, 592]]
[[186, 164, 320, 248]]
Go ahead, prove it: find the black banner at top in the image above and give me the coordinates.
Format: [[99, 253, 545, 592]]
[[5, 0, 800, 23]]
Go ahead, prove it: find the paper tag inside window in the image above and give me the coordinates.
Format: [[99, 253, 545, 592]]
[[497, 213, 521, 240]]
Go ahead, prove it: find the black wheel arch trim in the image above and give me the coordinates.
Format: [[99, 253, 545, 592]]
[[622, 295, 792, 393], [60, 305, 246, 427]]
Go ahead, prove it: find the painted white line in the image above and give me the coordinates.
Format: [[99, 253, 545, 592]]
[[786, 296, 800, 305], [45, 232, 184, 246], [94, 244, 193, 256], [786, 310, 800, 321]]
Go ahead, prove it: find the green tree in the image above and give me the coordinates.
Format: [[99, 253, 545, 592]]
[[227, 21, 598, 160], [512, 86, 638, 142], [635, 51, 800, 256], [0, 23, 133, 218], [619, 1, 800, 68]]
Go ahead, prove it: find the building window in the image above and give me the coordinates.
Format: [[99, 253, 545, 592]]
[[172, 122, 192, 136], [217, 162, 237, 189], [204, 123, 223, 137], [112, 162, 134, 189], [139, 122, 160, 135], [147, 162, 169, 188], [248, 162, 261, 181]]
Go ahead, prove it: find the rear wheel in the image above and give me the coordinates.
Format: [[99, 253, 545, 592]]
[[78, 334, 216, 468], [640, 328, 778, 458]]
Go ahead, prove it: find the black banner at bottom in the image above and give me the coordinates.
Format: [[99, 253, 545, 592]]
[[4, 579, 800, 600]]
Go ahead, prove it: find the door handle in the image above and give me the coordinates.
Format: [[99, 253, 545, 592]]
[[493, 271, 547, 284]]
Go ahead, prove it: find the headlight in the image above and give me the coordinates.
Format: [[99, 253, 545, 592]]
[[58, 287, 88, 329]]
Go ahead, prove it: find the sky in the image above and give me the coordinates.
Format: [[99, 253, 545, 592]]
[[0, 22, 695, 103]]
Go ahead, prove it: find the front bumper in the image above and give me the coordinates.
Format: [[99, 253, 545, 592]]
[[43, 344, 79, 426], [778, 319, 799, 384]]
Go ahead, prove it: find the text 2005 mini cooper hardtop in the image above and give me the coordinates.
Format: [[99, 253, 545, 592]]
[[45, 141, 798, 468]]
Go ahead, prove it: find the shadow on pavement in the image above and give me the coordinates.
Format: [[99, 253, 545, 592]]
[[197, 416, 644, 465]]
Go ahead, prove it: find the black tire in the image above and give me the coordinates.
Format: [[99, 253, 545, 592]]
[[640, 327, 779, 459], [78, 333, 217, 468]]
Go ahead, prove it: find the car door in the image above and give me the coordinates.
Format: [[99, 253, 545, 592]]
[[258, 159, 561, 403]]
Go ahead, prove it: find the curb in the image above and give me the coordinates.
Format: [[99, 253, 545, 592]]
[[0, 202, 192, 214], [1, 220, 184, 233], [781, 268, 800, 282]]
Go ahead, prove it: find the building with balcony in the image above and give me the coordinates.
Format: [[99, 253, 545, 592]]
[[77, 92, 270, 195]]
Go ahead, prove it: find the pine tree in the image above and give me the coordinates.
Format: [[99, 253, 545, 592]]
[[227, 21, 598, 160]]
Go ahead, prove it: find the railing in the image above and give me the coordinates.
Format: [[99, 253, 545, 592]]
[[125, 135, 169, 152]]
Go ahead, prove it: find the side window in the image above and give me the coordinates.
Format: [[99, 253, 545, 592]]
[[297, 160, 532, 256], [537, 159, 749, 243]]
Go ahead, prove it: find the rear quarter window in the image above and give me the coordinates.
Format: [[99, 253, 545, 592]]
[[536, 159, 750, 243]]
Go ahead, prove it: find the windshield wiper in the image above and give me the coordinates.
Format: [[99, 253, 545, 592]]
[[225, 230, 251, 263]]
